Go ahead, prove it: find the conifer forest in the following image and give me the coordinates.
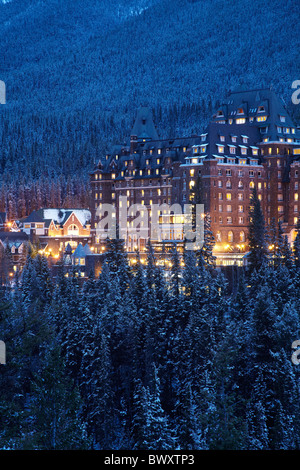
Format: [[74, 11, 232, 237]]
[[1, 0, 300, 454]]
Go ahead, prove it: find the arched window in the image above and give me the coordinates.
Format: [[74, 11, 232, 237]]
[[216, 231, 221, 242], [249, 181, 255, 189], [228, 231, 233, 243], [239, 231, 245, 242], [68, 224, 79, 236]]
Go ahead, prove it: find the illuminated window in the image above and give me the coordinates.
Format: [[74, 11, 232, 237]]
[[236, 118, 246, 124], [256, 116, 267, 122], [249, 181, 255, 189], [295, 193, 299, 201], [226, 193, 232, 201], [216, 231, 221, 242], [112, 173, 116, 179], [68, 224, 79, 236], [228, 230, 233, 241], [227, 204, 232, 212], [157, 158, 160, 164], [240, 231, 245, 242]]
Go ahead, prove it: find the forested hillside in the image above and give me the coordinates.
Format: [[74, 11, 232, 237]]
[[0, 0, 299, 213], [1, 238, 300, 449]]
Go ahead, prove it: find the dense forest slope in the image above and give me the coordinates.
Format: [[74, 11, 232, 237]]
[[0, 0, 299, 201]]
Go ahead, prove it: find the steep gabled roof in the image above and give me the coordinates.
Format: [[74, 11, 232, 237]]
[[131, 107, 159, 141]]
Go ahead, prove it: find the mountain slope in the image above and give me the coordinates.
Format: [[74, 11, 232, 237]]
[[0, 0, 299, 181]]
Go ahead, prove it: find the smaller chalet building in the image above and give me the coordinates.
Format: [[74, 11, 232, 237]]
[[14, 208, 91, 257], [0, 231, 29, 275]]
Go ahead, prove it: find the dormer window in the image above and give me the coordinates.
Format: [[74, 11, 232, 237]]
[[280, 115, 286, 123], [217, 144, 225, 154], [258, 106, 265, 113], [217, 110, 224, 117], [220, 135, 225, 142], [256, 116, 267, 122], [237, 108, 244, 115], [231, 136, 237, 143]]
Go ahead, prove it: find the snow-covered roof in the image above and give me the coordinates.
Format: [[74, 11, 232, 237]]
[[42, 209, 91, 226]]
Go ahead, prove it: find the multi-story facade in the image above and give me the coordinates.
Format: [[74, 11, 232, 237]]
[[90, 88, 300, 266]]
